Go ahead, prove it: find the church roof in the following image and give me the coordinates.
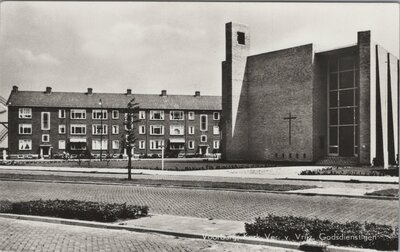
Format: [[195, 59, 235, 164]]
[[7, 90, 221, 111]]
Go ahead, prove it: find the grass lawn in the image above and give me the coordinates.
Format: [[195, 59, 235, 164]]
[[366, 189, 399, 198], [3, 159, 276, 170], [0, 173, 316, 191]]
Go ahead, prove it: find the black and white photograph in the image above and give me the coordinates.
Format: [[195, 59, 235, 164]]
[[0, 1, 398, 251]]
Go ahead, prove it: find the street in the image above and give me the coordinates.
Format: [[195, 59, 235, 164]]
[[0, 180, 397, 226]]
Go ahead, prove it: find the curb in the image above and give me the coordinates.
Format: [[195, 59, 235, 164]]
[[0, 178, 397, 201], [281, 178, 398, 185], [0, 214, 389, 252]]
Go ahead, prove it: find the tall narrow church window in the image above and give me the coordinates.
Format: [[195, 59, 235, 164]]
[[327, 54, 358, 157]]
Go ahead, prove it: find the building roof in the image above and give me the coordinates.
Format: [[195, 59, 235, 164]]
[[7, 90, 221, 110]]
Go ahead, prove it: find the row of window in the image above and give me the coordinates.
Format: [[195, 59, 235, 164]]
[[19, 124, 220, 136], [19, 108, 220, 121], [18, 139, 220, 151]]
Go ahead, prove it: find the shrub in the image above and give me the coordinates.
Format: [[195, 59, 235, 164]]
[[1, 199, 148, 222], [245, 215, 398, 251]]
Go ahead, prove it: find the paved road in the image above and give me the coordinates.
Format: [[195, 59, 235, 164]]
[[0, 168, 397, 192], [0, 218, 297, 252], [0, 180, 397, 226]]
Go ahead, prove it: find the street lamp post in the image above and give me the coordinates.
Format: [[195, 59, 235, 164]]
[[99, 99, 103, 161]]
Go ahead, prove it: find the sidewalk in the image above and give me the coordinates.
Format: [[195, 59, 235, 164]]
[[0, 213, 383, 252], [0, 165, 398, 183]]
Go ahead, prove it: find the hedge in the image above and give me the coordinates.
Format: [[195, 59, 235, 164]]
[[245, 215, 398, 251], [0, 199, 148, 222]]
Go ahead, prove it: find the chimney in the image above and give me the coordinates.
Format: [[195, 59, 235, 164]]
[[161, 90, 167, 96], [195, 91, 201, 97], [45, 86, 52, 94], [126, 89, 132, 95], [87, 88, 93, 95], [12, 86, 18, 93]]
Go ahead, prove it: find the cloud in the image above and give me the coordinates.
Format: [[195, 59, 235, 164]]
[[6, 48, 61, 67]]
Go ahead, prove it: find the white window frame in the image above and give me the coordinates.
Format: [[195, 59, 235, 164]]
[[92, 124, 108, 135], [59, 125, 66, 134], [213, 140, 220, 149], [188, 111, 195, 120], [150, 110, 164, 120], [70, 124, 86, 135], [112, 140, 119, 150], [201, 135, 207, 143], [41, 112, 50, 130], [112, 125, 119, 135], [213, 126, 220, 135], [139, 111, 146, 119], [188, 140, 195, 149], [213, 112, 220, 120], [42, 134, 50, 142], [200, 114, 208, 131], [170, 125, 184, 136], [149, 140, 164, 150], [170, 111, 184, 120], [70, 109, 86, 119], [58, 140, 66, 150], [19, 139, 32, 150], [92, 109, 108, 120], [139, 140, 146, 150], [18, 108, 32, 119], [58, 109, 66, 119], [139, 125, 146, 134], [188, 126, 195, 135], [92, 139, 108, 150], [112, 110, 119, 119], [18, 124, 32, 135], [150, 125, 164, 135]]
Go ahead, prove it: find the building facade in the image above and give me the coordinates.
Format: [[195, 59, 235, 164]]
[[7, 87, 221, 159], [222, 22, 399, 167]]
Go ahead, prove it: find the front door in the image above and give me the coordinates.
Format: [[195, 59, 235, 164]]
[[339, 126, 354, 157]]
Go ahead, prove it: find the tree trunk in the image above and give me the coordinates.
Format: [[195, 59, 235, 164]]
[[127, 148, 132, 180]]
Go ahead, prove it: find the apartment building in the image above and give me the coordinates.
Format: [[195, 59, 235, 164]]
[[7, 86, 221, 159]]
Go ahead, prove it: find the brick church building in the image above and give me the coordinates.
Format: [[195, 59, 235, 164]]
[[222, 22, 398, 167]]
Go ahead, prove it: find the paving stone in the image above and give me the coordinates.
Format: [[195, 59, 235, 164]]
[[0, 180, 397, 226]]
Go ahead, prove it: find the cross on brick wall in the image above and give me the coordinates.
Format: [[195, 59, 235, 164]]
[[283, 113, 297, 145]]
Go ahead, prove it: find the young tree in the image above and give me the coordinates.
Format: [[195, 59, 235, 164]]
[[121, 97, 140, 180]]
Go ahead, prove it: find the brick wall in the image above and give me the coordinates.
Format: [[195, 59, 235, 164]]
[[246, 44, 315, 162]]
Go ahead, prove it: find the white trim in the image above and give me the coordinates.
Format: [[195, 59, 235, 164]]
[[41, 112, 50, 130], [58, 125, 66, 134], [18, 108, 32, 119], [19, 139, 32, 150], [150, 110, 164, 120], [42, 134, 50, 143], [58, 140, 66, 150], [18, 124, 32, 135], [188, 111, 195, 120], [200, 114, 208, 131], [92, 109, 108, 120], [70, 109, 86, 119], [58, 109, 66, 119], [112, 110, 119, 119]]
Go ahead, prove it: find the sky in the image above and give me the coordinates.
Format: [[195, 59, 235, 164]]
[[0, 2, 398, 99]]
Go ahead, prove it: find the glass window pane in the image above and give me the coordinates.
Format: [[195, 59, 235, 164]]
[[329, 58, 338, 72], [339, 108, 354, 125], [339, 57, 354, 71], [329, 109, 338, 125], [339, 89, 354, 107], [329, 91, 338, 107], [329, 74, 338, 90], [339, 71, 354, 89], [329, 127, 338, 145]]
